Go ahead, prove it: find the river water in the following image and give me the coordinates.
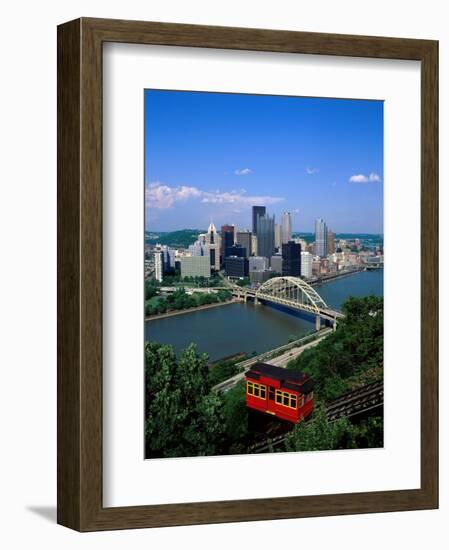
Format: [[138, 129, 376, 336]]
[[145, 269, 383, 362]]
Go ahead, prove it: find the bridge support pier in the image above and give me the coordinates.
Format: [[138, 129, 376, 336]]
[[254, 297, 259, 305], [315, 315, 321, 331]]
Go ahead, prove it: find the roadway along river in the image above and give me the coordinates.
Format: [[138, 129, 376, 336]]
[[145, 269, 383, 362]]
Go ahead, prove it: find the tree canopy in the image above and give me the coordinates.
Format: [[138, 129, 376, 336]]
[[145, 342, 224, 458], [287, 295, 383, 401]]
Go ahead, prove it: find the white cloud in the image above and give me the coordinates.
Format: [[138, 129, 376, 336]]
[[146, 182, 284, 209], [145, 182, 202, 209], [234, 168, 252, 176], [349, 172, 382, 183], [306, 167, 319, 175]]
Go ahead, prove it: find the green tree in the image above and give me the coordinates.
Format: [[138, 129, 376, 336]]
[[145, 279, 159, 300], [285, 405, 356, 452], [145, 342, 225, 458], [222, 381, 249, 449], [287, 295, 383, 401]]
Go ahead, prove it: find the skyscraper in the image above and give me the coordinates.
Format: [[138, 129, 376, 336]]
[[251, 234, 258, 257], [204, 222, 221, 271], [220, 224, 235, 265], [225, 244, 246, 258], [281, 212, 292, 244], [257, 213, 275, 259], [315, 218, 328, 258], [236, 230, 252, 256], [154, 245, 164, 282], [282, 240, 301, 277], [252, 205, 266, 235], [225, 256, 249, 278], [274, 223, 282, 250], [301, 251, 313, 279], [327, 230, 335, 255]]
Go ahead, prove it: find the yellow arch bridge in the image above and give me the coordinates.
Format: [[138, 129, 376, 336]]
[[232, 276, 344, 331]]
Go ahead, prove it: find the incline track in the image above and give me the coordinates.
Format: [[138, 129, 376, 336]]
[[248, 379, 383, 453], [326, 380, 383, 422]]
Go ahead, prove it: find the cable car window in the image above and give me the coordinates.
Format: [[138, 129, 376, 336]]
[[283, 394, 289, 406], [260, 386, 266, 399], [290, 395, 297, 409]]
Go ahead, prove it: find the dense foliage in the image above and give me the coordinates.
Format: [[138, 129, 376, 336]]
[[287, 295, 383, 402], [145, 229, 206, 248], [285, 405, 383, 452], [162, 273, 224, 287], [145, 288, 232, 316], [145, 342, 225, 458], [208, 356, 245, 387], [222, 380, 249, 453]]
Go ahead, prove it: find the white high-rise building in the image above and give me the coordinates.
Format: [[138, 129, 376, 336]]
[[301, 251, 313, 279], [204, 222, 221, 271], [281, 212, 292, 244], [154, 245, 164, 282], [274, 223, 282, 249], [251, 234, 258, 257], [189, 240, 208, 257]]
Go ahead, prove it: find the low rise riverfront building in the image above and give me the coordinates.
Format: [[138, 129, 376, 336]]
[[180, 255, 211, 278]]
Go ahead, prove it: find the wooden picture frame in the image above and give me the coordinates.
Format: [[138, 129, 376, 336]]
[[57, 17, 438, 531]]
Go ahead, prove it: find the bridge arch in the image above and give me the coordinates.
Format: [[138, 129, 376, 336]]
[[256, 276, 329, 314]]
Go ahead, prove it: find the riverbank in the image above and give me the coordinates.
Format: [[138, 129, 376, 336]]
[[145, 269, 383, 362], [310, 268, 365, 286], [145, 298, 237, 321]]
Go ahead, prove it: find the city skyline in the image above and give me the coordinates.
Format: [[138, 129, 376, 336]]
[[145, 90, 384, 234]]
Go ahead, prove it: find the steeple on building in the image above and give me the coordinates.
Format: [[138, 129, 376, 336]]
[[205, 220, 221, 271]]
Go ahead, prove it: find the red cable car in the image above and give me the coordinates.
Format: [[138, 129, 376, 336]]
[[245, 363, 315, 423]]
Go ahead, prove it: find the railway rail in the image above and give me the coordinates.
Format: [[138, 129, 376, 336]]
[[248, 379, 383, 454]]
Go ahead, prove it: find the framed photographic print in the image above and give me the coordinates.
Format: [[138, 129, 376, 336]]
[[57, 17, 438, 531]]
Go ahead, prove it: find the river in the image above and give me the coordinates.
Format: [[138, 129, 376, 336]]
[[145, 269, 383, 362]]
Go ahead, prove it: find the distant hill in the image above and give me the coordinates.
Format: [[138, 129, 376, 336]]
[[145, 229, 206, 248]]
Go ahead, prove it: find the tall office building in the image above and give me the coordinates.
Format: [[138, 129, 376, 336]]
[[189, 239, 208, 257], [274, 223, 282, 250], [270, 255, 283, 274], [327, 230, 335, 255], [225, 244, 246, 258], [236, 230, 252, 256], [314, 218, 328, 258], [281, 212, 292, 244], [257, 214, 275, 259], [220, 224, 235, 265], [204, 222, 221, 271], [301, 251, 313, 279], [252, 205, 266, 235], [282, 240, 301, 277], [154, 245, 164, 282], [225, 256, 249, 278], [249, 256, 269, 272], [251, 234, 258, 257]]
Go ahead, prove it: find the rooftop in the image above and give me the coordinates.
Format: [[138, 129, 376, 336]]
[[245, 362, 314, 393]]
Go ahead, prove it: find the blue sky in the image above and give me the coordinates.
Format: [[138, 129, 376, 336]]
[[145, 90, 383, 233]]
